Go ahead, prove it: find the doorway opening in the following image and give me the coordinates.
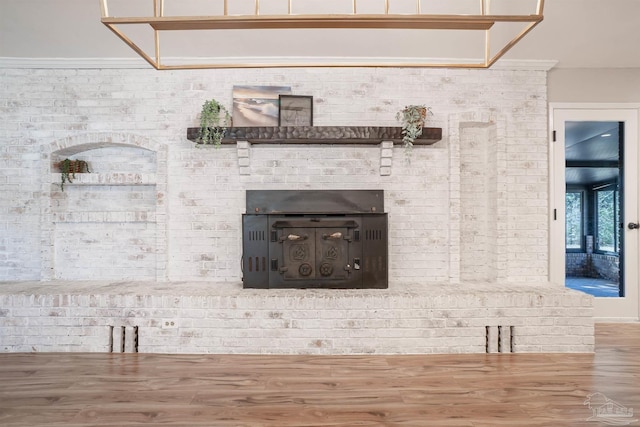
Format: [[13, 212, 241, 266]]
[[564, 121, 623, 297], [551, 105, 639, 320]]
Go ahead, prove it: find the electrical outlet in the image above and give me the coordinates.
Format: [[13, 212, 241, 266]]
[[161, 319, 178, 329]]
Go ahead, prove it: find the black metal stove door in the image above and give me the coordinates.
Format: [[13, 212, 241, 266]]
[[268, 216, 364, 288], [280, 228, 315, 280], [316, 228, 350, 281]]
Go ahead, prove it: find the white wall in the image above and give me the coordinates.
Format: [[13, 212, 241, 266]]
[[548, 68, 640, 102], [0, 66, 550, 286]]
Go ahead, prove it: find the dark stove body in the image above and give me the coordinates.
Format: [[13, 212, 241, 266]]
[[242, 190, 388, 289]]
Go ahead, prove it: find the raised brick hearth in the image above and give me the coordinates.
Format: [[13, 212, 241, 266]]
[[0, 281, 593, 354]]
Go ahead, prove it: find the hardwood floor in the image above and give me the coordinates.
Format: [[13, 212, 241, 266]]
[[0, 323, 638, 426]]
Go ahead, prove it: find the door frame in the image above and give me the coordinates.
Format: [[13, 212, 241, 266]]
[[549, 103, 640, 322]]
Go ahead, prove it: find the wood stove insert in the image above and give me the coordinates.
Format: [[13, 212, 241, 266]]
[[242, 190, 388, 289]]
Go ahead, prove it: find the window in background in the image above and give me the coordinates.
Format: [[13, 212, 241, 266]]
[[595, 188, 619, 253], [566, 191, 584, 251]]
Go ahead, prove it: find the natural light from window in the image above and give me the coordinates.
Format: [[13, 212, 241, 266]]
[[565, 192, 583, 250]]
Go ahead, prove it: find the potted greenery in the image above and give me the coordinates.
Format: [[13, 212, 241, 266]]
[[58, 158, 90, 191], [396, 105, 432, 149], [198, 99, 231, 146]]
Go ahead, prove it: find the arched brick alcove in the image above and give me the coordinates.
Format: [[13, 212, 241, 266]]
[[40, 132, 168, 280]]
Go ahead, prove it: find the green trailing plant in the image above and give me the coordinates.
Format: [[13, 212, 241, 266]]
[[396, 105, 433, 149], [58, 158, 90, 191], [198, 99, 231, 146]]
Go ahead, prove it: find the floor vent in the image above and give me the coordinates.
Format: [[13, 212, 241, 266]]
[[485, 325, 514, 353], [109, 326, 139, 353]]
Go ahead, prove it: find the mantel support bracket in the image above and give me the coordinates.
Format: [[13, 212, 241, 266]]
[[380, 141, 394, 176], [237, 140, 251, 176]]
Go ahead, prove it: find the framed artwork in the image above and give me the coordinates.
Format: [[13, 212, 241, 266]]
[[278, 95, 313, 126], [232, 85, 292, 126]]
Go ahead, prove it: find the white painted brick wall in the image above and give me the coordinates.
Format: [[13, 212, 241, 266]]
[[0, 281, 594, 354], [0, 65, 580, 354], [0, 66, 549, 284]]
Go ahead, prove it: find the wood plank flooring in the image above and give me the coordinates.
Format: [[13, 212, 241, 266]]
[[0, 323, 638, 426]]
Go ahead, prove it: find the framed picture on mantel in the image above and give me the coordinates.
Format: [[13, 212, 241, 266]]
[[232, 85, 291, 127], [278, 95, 313, 126]]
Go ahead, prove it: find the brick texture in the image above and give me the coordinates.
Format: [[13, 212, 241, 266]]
[[0, 66, 580, 354], [0, 67, 549, 283], [0, 281, 594, 354]]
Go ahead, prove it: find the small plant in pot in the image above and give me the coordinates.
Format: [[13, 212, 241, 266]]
[[396, 105, 433, 149], [198, 99, 231, 147], [58, 158, 90, 191]]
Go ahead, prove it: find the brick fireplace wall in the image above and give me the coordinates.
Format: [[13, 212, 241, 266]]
[[0, 66, 549, 284], [1, 65, 591, 354]]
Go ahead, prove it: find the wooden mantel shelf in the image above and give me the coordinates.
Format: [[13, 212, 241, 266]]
[[186, 126, 442, 145]]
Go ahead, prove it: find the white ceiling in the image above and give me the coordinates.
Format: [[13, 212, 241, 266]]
[[1, 0, 639, 68]]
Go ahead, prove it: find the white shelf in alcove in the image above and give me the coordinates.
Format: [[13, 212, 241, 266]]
[[52, 211, 156, 224], [50, 173, 157, 186]]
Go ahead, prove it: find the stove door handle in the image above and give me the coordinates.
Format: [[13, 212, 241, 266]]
[[283, 234, 307, 241], [322, 232, 343, 240]]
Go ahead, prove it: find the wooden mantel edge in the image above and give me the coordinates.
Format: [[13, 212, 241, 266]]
[[186, 126, 442, 145]]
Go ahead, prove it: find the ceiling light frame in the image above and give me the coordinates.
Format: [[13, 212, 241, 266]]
[[100, 0, 545, 70]]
